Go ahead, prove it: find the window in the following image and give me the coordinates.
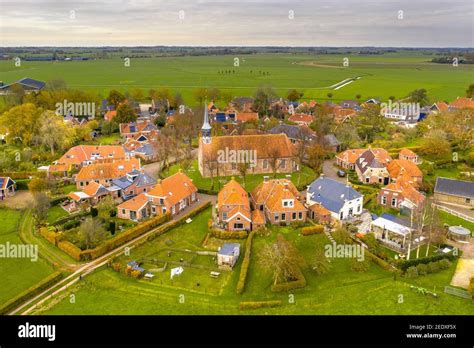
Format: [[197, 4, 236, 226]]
[[365, 177, 370, 183], [381, 196, 387, 205], [466, 198, 471, 204], [159, 198, 164, 205], [231, 163, 237, 170], [283, 201, 288, 207], [280, 160, 286, 169], [274, 213, 279, 221], [122, 209, 125, 215], [391, 198, 397, 207], [292, 212, 296, 220], [152, 206, 156, 214], [299, 212, 303, 220], [281, 213, 286, 221], [263, 160, 268, 169], [222, 212, 228, 220], [234, 223, 244, 229]]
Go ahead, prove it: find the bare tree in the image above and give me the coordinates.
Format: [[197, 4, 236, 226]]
[[79, 217, 106, 250], [268, 147, 282, 178], [32, 192, 51, 224]]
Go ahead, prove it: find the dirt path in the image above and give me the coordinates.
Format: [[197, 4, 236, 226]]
[[450, 239, 474, 289], [0, 190, 33, 209]]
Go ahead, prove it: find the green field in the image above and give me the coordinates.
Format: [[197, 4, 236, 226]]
[[0, 208, 54, 306], [1, 53, 472, 103], [34, 208, 473, 315]]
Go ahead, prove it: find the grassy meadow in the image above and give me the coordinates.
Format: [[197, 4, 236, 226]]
[[1, 52, 472, 104], [0, 208, 54, 306]]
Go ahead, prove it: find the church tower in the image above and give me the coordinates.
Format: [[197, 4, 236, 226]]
[[201, 101, 212, 144]]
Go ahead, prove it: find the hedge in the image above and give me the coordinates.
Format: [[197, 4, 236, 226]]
[[58, 240, 83, 261], [52, 210, 89, 226], [39, 226, 60, 245], [399, 253, 458, 272], [236, 230, 255, 295], [301, 225, 324, 236], [0, 271, 63, 315], [0, 171, 46, 179], [80, 212, 171, 261], [239, 300, 282, 310], [364, 249, 396, 272], [271, 265, 307, 293], [210, 226, 248, 239]]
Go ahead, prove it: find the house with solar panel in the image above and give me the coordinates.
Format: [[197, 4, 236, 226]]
[[0, 78, 45, 94], [0, 177, 16, 200], [306, 176, 363, 221]]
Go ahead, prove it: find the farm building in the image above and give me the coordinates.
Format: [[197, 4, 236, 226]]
[[434, 177, 474, 208], [0, 177, 16, 200]]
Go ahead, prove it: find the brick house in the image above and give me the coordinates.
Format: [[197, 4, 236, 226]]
[[308, 203, 332, 225], [117, 171, 198, 221], [75, 157, 141, 189], [399, 148, 421, 164], [355, 149, 391, 185], [378, 180, 425, 211], [217, 179, 252, 231], [288, 113, 314, 126], [251, 178, 307, 225], [336, 148, 392, 170], [386, 159, 423, 188]]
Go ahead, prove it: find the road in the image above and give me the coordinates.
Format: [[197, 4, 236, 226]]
[[9, 195, 214, 315], [142, 149, 198, 178]]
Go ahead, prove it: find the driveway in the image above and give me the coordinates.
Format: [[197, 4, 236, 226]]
[[0, 190, 34, 209], [322, 159, 346, 183]]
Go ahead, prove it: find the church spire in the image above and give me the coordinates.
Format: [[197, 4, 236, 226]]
[[201, 100, 212, 144]]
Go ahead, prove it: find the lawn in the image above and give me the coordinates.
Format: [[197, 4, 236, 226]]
[[35, 208, 473, 315], [46, 205, 69, 224], [1, 53, 472, 104], [165, 160, 317, 193], [438, 211, 474, 233], [0, 208, 54, 306]]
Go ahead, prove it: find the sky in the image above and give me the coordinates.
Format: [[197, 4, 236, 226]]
[[0, 0, 473, 47]]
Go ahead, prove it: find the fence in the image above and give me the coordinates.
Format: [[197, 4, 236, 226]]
[[444, 286, 472, 300], [433, 204, 474, 223]]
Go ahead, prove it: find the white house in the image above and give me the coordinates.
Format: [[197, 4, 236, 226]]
[[306, 176, 363, 221]]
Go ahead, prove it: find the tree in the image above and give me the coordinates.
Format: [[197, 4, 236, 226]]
[[237, 162, 250, 187], [355, 94, 361, 101], [466, 84, 474, 98], [207, 87, 221, 102], [38, 111, 72, 155], [332, 227, 351, 244], [130, 88, 145, 102], [0, 103, 42, 146], [407, 89, 429, 106], [253, 86, 277, 116], [335, 123, 361, 150], [307, 143, 327, 174], [312, 249, 332, 275], [258, 234, 305, 285], [353, 104, 387, 143], [45, 78, 67, 91], [32, 192, 50, 224], [5, 83, 25, 106], [96, 196, 116, 221], [193, 87, 208, 105], [107, 89, 126, 108], [115, 103, 137, 123], [327, 93, 333, 100], [419, 129, 451, 159], [268, 147, 282, 177], [79, 217, 106, 250], [286, 89, 304, 102], [28, 177, 50, 193]]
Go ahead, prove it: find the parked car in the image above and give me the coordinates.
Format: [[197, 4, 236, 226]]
[[337, 170, 346, 177]]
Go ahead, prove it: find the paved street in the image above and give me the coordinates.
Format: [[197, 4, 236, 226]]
[[322, 159, 346, 183]]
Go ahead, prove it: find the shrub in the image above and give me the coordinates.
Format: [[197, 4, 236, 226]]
[[239, 300, 282, 310], [210, 227, 248, 239], [109, 220, 116, 235], [399, 253, 458, 272], [90, 207, 98, 217], [111, 262, 122, 272], [290, 221, 306, 229], [468, 277, 474, 296], [438, 259, 451, 270], [301, 225, 324, 236], [350, 258, 370, 272], [427, 261, 440, 274], [416, 263, 428, 276], [63, 219, 80, 230], [405, 266, 419, 278], [236, 231, 255, 295], [332, 228, 351, 244]]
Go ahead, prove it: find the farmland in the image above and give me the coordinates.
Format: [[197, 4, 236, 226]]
[[1, 52, 472, 104]]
